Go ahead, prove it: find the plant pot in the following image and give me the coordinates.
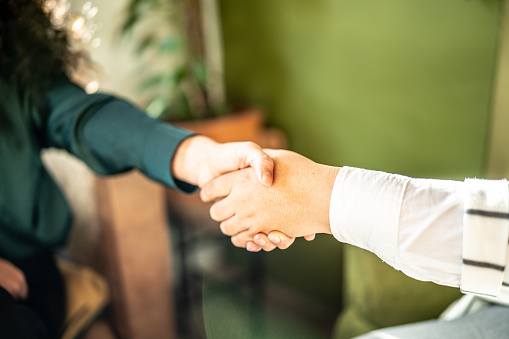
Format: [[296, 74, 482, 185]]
[[173, 108, 286, 147]]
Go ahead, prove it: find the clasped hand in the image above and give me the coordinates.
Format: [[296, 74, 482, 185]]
[[200, 149, 338, 250]]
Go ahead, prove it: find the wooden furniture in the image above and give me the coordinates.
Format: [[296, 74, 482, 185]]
[[42, 149, 177, 339]]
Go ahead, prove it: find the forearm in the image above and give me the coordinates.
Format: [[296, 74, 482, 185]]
[[171, 135, 217, 186], [330, 167, 463, 286], [81, 100, 196, 190], [45, 78, 197, 191]]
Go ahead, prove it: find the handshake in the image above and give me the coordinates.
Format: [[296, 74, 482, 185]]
[[172, 135, 339, 252]]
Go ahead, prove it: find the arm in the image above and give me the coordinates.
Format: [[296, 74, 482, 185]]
[[201, 149, 464, 281], [202, 149, 509, 301], [44, 78, 288, 251], [333, 166, 464, 287], [44, 78, 273, 190]]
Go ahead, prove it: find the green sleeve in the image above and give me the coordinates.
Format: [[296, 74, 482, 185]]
[[45, 78, 197, 192]]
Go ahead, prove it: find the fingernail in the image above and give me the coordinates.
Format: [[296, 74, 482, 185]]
[[269, 235, 280, 244], [262, 172, 272, 186]]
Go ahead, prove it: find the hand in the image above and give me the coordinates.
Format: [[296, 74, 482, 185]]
[[0, 258, 28, 300], [201, 149, 339, 248], [246, 232, 316, 252], [171, 135, 274, 188]]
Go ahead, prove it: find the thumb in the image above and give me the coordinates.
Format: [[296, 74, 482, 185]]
[[249, 148, 274, 187], [216, 142, 274, 187]]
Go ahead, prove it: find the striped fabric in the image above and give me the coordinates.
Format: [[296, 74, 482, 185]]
[[461, 178, 509, 301]]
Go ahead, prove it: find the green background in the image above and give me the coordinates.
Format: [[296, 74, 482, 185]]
[[218, 0, 503, 335]]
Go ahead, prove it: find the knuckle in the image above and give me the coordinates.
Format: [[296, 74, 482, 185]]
[[202, 182, 219, 201], [243, 141, 256, 149]]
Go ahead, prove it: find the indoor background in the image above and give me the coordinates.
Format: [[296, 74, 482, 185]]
[[68, 0, 508, 338]]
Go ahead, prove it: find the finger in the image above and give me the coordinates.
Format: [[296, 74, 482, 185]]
[[304, 234, 316, 241], [10, 270, 28, 300], [246, 241, 262, 252], [220, 142, 274, 187], [210, 198, 236, 223], [253, 233, 268, 247], [16, 279, 28, 300], [200, 172, 235, 203], [16, 274, 28, 300], [231, 236, 243, 248], [262, 241, 277, 252], [245, 146, 274, 187], [5, 277, 28, 300], [20, 283, 28, 300], [218, 216, 245, 237], [231, 231, 251, 248], [267, 231, 295, 250], [253, 233, 277, 252]]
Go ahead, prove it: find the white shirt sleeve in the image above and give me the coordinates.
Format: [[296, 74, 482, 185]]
[[329, 166, 464, 287], [330, 167, 509, 302]]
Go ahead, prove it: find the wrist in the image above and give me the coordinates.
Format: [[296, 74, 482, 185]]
[[320, 164, 341, 235], [172, 135, 217, 185]]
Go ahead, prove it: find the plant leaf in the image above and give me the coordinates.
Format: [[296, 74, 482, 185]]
[[192, 60, 207, 86], [158, 37, 181, 54], [136, 35, 157, 54], [146, 97, 168, 118]]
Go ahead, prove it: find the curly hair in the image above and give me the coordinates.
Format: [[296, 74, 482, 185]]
[[0, 0, 80, 129]]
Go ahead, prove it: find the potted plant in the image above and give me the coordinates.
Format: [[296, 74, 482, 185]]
[[119, 0, 287, 144], [120, 0, 222, 120]]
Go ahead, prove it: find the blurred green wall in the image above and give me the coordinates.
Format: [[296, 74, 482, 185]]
[[219, 0, 502, 316]]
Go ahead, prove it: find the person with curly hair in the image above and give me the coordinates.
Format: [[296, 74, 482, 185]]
[[0, 0, 286, 337]]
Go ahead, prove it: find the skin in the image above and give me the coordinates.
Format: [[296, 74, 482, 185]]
[[171, 135, 274, 188], [200, 149, 340, 248], [0, 258, 28, 300]]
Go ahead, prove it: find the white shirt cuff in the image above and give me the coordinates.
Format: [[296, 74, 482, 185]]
[[461, 178, 509, 298], [329, 166, 410, 267]]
